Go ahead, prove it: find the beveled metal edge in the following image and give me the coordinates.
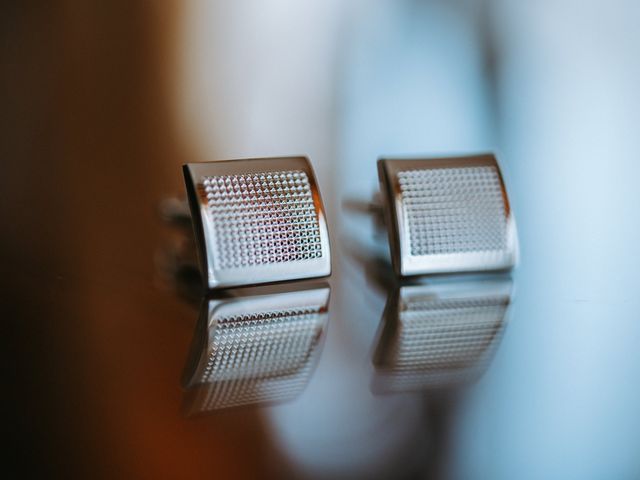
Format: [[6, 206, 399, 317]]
[[377, 159, 403, 276]]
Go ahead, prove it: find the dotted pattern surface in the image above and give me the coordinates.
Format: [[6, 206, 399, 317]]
[[203, 170, 322, 269], [394, 296, 508, 370], [398, 166, 507, 256], [376, 295, 508, 391], [202, 307, 323, 382], [193, 371, 310, 412], [192, 306, 325, 410]]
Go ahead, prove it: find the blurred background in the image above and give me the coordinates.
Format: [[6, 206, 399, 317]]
[[3, 0, 640, 478]]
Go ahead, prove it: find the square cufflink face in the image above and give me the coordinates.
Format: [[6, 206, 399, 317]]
[[183, 157, 331, 289], [181, 285, 329, 412], [377, 154, 518, 276]]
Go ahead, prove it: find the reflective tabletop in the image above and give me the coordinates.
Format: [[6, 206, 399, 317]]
[[6, 192, 640, 479], [4, 2, 640, 478]]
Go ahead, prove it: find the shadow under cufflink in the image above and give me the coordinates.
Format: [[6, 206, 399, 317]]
[[155, 197, 204, 303], [371, 276, 512, 394], [180, 282, 330, 415]]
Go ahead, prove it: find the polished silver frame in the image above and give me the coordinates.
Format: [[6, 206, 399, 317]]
[[377, 154, 518, 276], [183, 156, 331, 289]]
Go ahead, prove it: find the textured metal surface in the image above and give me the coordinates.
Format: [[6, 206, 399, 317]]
[[203, 171, 322, 269], [200, 306, 323, 383], [182, 284, 329, 413], [378, 154, 518, 276], [372, 278, 511, 392], [399, 167, 507, 256], [184, 157, 331, 288]]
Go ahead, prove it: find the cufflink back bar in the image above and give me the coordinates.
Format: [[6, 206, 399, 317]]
[[183, 157, 331, 289], [377, 154, 518, 276]]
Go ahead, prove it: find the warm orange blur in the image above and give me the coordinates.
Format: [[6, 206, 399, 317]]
[[2, 3, 285, 478]]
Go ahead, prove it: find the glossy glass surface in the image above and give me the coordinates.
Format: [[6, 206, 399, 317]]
[[5, 2, 640, 479], [7, 191, 640, 478]]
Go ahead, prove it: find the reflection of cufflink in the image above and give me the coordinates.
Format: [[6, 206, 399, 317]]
[[182, 283, 330, 414], [372, 278, 511, 393], [377, 154, 518, 276], [183, 157, 331, 289]]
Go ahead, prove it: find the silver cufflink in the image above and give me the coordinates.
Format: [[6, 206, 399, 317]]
[[183, 157, 331, 289], [181, 283, 330, 413], [372, 277, 512, 392], [377, 153, 518, 276]]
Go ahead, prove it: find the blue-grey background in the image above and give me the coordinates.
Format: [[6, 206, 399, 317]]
[[3, 1, 640, 478]]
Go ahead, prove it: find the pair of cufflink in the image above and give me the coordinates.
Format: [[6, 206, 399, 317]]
[[183, 153, 518, 289]]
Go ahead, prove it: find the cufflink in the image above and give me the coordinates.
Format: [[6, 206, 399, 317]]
[[377, 153, 518, 276], [181, 283, 330, 413], [183, 157, 331, 289], [372, 277, 511, 393]]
